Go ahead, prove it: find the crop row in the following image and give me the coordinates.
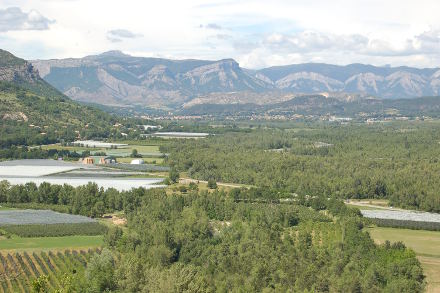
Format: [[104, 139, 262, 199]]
[[0, 210, 96, 226], [368, 218, 440, 231], [1, 222, 107, 237], [0, 248, 100, 293]]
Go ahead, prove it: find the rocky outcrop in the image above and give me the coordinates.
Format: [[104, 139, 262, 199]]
[[0, 62, 40, 84]]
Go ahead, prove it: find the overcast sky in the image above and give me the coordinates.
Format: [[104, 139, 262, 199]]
[[1, 0, 440, 68]]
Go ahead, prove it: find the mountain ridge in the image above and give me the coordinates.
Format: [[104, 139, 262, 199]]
[[30, 51, 440, 108]]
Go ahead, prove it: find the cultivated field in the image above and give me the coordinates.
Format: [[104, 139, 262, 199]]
[[0, 210, 95, 226], [72, 140, 128, 148], [117, 157, 164, 164], [42, 143, 161, 156], [0, 159, 166, 191], [367, 227, 440, 292], [361, 209, 440, 223], [0, 236, 103, 251], [0, 159, 81, 177], [0, 248, 101, 292], [150, 132, 210, 138]]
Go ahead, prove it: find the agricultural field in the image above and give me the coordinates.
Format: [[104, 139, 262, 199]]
[[1, 176, 165, 191], [72, 140, 128, 148], [116, 157, 164, 164], [0, 236, 103, 251], [367, 227, 440, 293], [149, 132, 210, 138], [42, 143, 162, 156], [0, 248, 101, 293], [0, 210, 95, 226], [0, 159, 81, 177], [0, 209, 107, 241], [0, 159, 166, 191], [361, 209, 440, 223], [361, 209, 440, 231]]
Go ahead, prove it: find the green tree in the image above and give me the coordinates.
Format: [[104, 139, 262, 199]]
[[105, 226, 123, 248], [85, 248, 116, 292], [131, 149, 140, 158], [207, 179, 217, 189], [169, 168, 179, 184]]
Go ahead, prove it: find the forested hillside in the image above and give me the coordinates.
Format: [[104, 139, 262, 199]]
[[0, 182, 426, 292], [0, 49, 120, 148]]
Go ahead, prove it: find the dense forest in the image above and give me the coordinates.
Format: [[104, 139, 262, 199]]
[[163, 121, 440, 212], [0, 182, 426, 292]]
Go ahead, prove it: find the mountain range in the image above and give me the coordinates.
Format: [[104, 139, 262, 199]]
[[31, 50, 440, 109]]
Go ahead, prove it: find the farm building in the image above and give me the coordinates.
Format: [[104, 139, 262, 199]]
[[130, 159, 144, 165], [82, 156, 116, 165]]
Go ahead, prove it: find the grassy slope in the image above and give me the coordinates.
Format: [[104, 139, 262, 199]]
[[367, 227, 440, 292]]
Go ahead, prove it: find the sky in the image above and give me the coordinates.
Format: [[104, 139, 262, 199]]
[[1, 0, 440, 69]]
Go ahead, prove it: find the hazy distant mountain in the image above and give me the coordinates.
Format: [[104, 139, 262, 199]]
[[32, 51, 269, 108], [31, 51, 440, 108]]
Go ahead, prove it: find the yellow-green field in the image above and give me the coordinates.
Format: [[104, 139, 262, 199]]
[[0, 235, 103, 251], [367, 226, 440, 292]]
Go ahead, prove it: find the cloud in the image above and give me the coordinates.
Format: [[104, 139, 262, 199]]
[[241, 29, 440, 59], [262, 31, 369, 53], [3, 0, 440, 69], [0, 7, 54, 32], [234, 28, 440, 68], [215, 33, 232, 40], [106, 29, 142, 43], [200, 23, 223, 30]]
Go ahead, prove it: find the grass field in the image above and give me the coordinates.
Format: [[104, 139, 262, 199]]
[[0, 235, 103, 251], [42, 143, 161, 155], [367, 226, 440, 292]]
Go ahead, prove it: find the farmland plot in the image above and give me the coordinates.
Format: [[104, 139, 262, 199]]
[[0, 249, 101, 293], [361, 210, 440, 223], [0, 210, 95, 226], [0, 159, 166, 191]]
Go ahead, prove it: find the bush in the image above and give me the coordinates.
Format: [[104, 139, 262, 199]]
[[207, 179, 217, 189]]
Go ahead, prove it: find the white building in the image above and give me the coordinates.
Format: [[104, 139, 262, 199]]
[[130, 159, 144, 165]]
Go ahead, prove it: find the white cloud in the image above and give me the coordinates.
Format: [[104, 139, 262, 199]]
[[0, 7, 54, 32], [107, 29, 142, 43], [1, 0, 440, 68]]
